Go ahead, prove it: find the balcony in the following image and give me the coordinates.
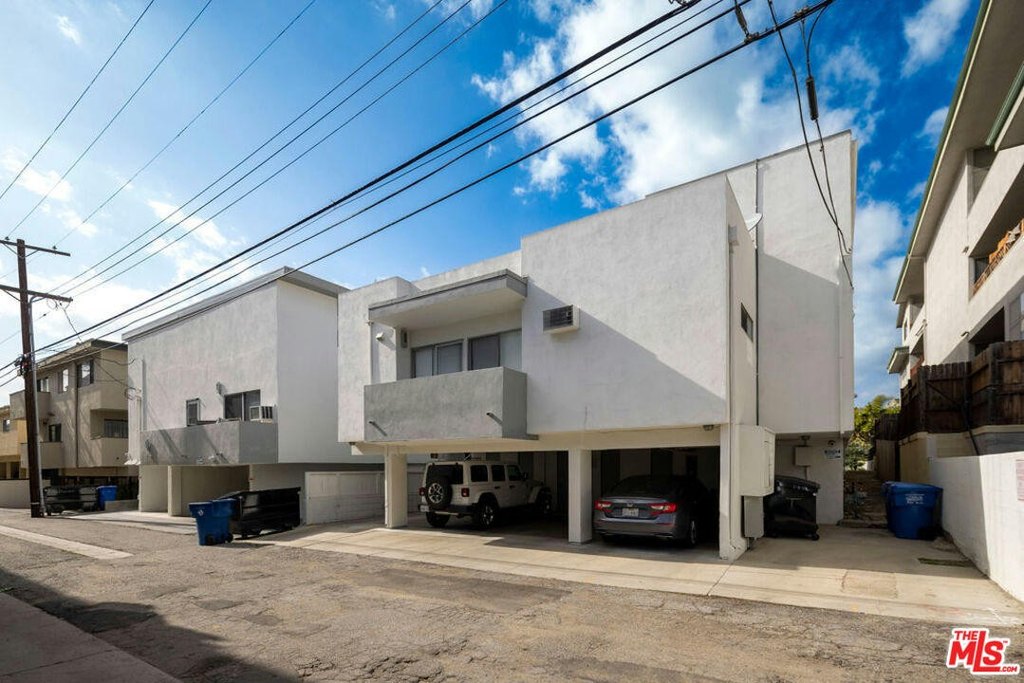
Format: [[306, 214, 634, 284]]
[[364, 367, 529, 444], [86, 437, 130, 468], [368, 270, 526, 329], [19, 441, 62, 469], [10, 390, 50, 420], [140, 420, 278, 466]]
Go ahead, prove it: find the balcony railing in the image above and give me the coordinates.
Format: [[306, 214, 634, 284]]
[[140, 420, 278, 465], [973, 219, 1022, 293], [19, 441, 62, 469], [364, 366, 529, 443]]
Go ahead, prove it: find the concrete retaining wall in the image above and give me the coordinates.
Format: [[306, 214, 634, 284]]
[[929, 451, 1024, 602]]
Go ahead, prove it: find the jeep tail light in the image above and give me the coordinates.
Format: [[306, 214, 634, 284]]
[[418, 487, 426, 497], [460, 487, 470, 498], [649, 502, 677, 514], [594, 500, 612, 511]]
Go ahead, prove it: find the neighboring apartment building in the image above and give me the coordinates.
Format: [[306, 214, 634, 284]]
[[0, 405, 20, 480], [886, 0, 1024, 602], [125, 268, 376, 517], [9, 340, 135, 491], [338, 134, 855, 560]]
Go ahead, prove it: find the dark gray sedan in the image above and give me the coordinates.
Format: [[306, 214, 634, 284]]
[[593, 475, 713, 546]]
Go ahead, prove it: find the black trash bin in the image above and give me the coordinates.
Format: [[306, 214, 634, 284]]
[[764, 475, 820, 540], [216, 488, 301, 539]]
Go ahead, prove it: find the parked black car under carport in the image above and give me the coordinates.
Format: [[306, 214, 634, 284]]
[[593, 475, 714, 546]]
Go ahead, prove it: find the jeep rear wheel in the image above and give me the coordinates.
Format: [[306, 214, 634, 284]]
[[534, 491, 552, 519], [425, 512, 449, 528], [424, 471, 453, 510], [473, 498, 498, 530]]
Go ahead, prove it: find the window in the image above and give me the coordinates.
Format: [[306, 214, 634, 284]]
[[224, 390, 261, 421], [412, 341, 463, 377], [507, 464, 523, 481], [103, 420, 128, 438], [1, 419, 10, 433], [58, 368, 70, 393], [46, 424, 62, 443], [36, 376, 50, 392], [740, 305, 755, 341], [470, 464, 489, 482], [490, 464, 506, 482], [470, 335, 500, 370], [77, 360, 94, 387], [186, 399, 200, 426]]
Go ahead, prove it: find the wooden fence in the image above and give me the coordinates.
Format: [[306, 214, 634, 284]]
[[897, 340, 1024, 438]]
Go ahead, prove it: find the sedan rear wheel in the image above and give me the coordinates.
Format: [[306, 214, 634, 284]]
[[683, 517, 699, 547]]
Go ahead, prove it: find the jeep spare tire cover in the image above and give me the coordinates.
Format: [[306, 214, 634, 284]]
[[425, 469, 454, 510]]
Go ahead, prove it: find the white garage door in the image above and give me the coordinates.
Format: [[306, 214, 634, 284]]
[[305, 471, 384, 525]]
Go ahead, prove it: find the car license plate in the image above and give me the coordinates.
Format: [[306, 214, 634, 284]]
[[418, 504, 429, 512], [622, 508, 640, 518]]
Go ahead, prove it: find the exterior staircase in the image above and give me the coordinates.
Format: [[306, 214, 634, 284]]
[[841, 470, 888, 528]]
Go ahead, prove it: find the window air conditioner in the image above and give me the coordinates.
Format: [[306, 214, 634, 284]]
[[249, 405, 275, 422], [542, 305, 579, 334]]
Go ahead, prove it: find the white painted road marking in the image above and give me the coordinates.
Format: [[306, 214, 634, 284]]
[[0, 525, 131, 560]]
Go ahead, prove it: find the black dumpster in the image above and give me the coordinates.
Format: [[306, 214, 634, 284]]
[[216, 488, 300, 539], [43, 486, 99, 515], [764, 475, 819, 540]]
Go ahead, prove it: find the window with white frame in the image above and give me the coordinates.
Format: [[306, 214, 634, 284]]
[[58, 368, 70, 393], [412, 341, 463, 377], [37, 376, 50, 392], [469, 330, 521, 371], [46, 423, 62, 443]]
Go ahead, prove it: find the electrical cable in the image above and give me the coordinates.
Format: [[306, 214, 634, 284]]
[[0, 0, 835, 382], [69, 0, 509, 299], [8, 0, 215, 236], [0, 0, 156, 212], [765, 0, 851, 288], [50, 0, 451, 296]]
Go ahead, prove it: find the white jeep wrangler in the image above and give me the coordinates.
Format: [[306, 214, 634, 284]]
[[418, 461, 552, 529]]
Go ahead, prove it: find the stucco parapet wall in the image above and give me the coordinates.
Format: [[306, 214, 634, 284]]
[[367, 270, 527, 329], [9, 391, 50, 420], [140, 421, 278, 465], [364, 366, 529, 443]]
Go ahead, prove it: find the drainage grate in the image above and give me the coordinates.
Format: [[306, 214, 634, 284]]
[[918, 557, 973, 568]]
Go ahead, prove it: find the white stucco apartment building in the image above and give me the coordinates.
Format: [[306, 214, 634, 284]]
[[125, 268, 377, 517], [337, 134, 856, 560], [886, 0, 1024, 601]]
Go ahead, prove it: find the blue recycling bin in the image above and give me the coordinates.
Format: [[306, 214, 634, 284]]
[[96, 485, 118, 511], [887, 482, 942, 540], [188, 500, 235, 546]]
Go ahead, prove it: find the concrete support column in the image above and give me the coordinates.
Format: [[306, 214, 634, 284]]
[[718, 425, 747, 561], [568, 448, 592, 544], [168, 465, 183, 517], [138, 464, 169, 513], [384, 452, 408, 529]]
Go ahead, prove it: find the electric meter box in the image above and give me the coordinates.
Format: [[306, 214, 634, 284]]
[[737, 425, 776, 497]]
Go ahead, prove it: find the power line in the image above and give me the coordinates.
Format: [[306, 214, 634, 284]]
[[48, 0, 320, 252], [765, 0, 852, 288], [6, 0, 214, 237], [0, 0, 833, 381], [50, 0, 451, 296], [68, 0, 507, 300], [0, 0, 156, 211]]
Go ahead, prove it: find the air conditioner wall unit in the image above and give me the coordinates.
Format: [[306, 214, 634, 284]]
[[543, 304, 579, 334], [249, 405, 275, 422]]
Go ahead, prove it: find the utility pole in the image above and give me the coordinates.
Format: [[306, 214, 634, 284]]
[[1, 239, 71, 518]]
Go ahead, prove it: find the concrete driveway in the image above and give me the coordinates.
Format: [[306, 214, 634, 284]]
[[261, 516, 1024, 627]]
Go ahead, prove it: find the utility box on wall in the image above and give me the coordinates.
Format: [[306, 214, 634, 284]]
[[737, 425, 776, 496]]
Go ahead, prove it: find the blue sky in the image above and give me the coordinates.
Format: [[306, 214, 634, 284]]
[[0, 0, 978, 401]]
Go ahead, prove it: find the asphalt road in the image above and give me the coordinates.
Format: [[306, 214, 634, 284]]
[[0, 508, 1018, 682]]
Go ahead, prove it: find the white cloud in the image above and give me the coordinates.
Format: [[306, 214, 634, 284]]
[[56, 208, 98, 237], [853, 200, 908, 402], [907, 179, 927, 201], [55, 15, 82, 45], [146, 200, 231, 250], [471, 0, 876, 204], [373, 1, 396, 21], [419, 266, 430, 278], [578, 189, 599, 210], [901, 0, 971, 77], [1, 150, 72, 201], [919, 106, 948, 144]]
